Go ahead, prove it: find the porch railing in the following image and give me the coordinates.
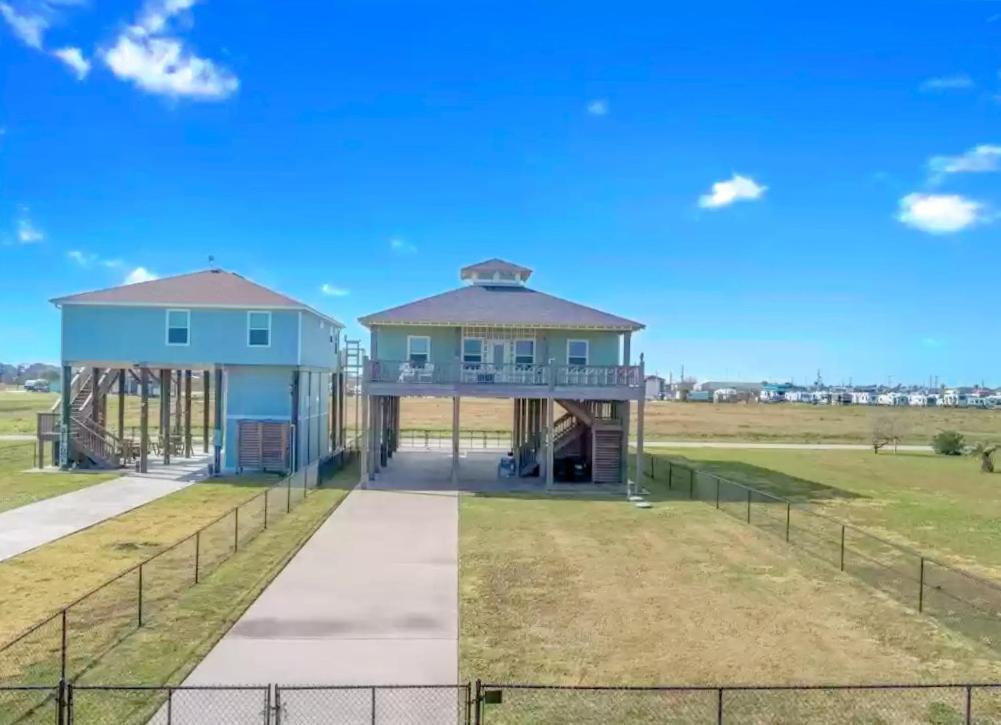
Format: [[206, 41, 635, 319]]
[[368, 361, 641, 388]]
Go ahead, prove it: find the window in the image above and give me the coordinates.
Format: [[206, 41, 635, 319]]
[[407, 335, 430, 366], [248, 311, 271, 347], [514, 339, 535, 365], [462, 338, 483, 365], [567, 339, 589, 366], [166, 309, 190, 346]]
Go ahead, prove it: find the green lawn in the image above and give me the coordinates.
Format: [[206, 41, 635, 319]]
[[460, 478, 1001, 693], [0, 441, 120, 514], [0, 461, 355, 724], [647, 448, 1001, 576], [0, 391, 57, 435], [0, 469, 282, 643]]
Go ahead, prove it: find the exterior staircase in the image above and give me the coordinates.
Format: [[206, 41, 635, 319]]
[[47, 368, 128, 469], [555, 399, 624, 484]]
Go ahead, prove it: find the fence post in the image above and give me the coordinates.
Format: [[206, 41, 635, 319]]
[[234, 507, 240, 553], [716, 687, 724, 725], [840, 526, 846, 571], [287, 475, 292, 514], [474, 680, 482, 725], [274, 687, 282, 725], [58, 679, 67, 725], [785, 502, 791, 542], [966, 685, 973, 725], [138, 563, 144, 627], [60, 608, 67, 682], [167, 686, 173, 725], [668, 462, 673, 489], [194, 531, 201, 584], [746, 489, 751, 523], [371, 686, 377, 725], [918, 557, 925, 612], [689, 471, 695, 500], [715, 477, 720, 509], [264, 489, 269, 530]]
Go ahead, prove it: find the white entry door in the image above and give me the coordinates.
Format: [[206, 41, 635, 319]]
[[489, 341, 506, 370]]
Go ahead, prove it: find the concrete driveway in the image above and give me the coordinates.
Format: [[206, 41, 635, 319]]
[[0, 454, 211, 562], [184, 485, 459, 687]]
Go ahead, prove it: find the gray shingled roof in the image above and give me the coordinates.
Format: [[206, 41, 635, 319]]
[[359, 285, 644, 330], [460, 258, 534, 278], [52, 269, 344, 327]]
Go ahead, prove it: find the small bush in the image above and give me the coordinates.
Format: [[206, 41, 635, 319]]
[[932, 430, 965, 456]]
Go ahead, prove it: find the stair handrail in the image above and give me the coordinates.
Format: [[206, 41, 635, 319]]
[[70, 414, 120, 466], [49, 367, 86, 413]]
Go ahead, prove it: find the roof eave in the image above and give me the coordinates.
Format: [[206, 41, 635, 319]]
[[360, 318, 643, 332], [53, 299, 345, 328]]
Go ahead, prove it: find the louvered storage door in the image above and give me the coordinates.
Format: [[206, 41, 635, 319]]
[[592, 429, 622, 483], [237, 420, 290, 473]]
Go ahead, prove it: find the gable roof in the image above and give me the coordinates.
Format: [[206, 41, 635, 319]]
[[359, 284, 644, 331], [51, 269, 344, 327]]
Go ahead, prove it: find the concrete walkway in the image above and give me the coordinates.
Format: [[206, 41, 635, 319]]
[[184, 484, 459, 689], [0, 454, 211, 562]]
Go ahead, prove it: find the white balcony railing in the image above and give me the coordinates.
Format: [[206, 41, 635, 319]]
[[368, 361, 642, 388]]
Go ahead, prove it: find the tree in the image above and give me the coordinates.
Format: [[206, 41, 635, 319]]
[[871, 415, 907, 454], [932, 430, 966, 456], [970, 443, 1000, 473]]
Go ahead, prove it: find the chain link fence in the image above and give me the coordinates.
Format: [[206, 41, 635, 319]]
[[67, 684, 271, 724], [643, 454, 1001, 655], [0, 453, 351, 722], [275, 685, 471, 724], [474, 682, 1001, 724]]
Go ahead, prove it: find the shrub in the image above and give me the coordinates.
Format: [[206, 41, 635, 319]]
[[932, 430, 966, 456]]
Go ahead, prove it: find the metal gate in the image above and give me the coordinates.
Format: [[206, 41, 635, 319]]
[[273, 685, 472, 725]]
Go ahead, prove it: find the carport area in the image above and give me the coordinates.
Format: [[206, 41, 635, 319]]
[[367, 449, 546, 493]]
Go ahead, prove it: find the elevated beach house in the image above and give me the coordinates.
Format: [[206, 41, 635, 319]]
[[358, 259, 646, 487], [43, 270, 347, 475]]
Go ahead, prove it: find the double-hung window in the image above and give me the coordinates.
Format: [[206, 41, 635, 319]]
[[514, 339, 535, 366], [407, 336, 430, 366], [567, 339, 589, 367], [462, 338, 483, 366], [247, 311, 271, 347], [166, 309, 190, 346]]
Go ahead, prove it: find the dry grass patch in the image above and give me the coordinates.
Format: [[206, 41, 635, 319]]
[[461, 492, 1001, 686]]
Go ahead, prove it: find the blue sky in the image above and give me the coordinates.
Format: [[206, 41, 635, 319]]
[[1, 1, 999, 385]]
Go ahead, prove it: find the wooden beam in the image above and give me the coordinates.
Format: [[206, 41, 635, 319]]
[[140, 368, 149, 473], [161, 369, 171, 465], [117, 369, 125, 448], [546, 396, 555, 488], [174, 370, 182, 441], [60, 365, 72, 469], [203, 370, 210, 453], [91, 367, 101, 426], [213, 367, 223, 474], [184, 370, 192, 458]]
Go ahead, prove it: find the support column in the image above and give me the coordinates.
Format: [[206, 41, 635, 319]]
[[290, 370, 301, 473], [161, 369, 171, 465], [621, 400, 631, 487], [117, 369, 125, 445], [360, 391, 370, 483], [545, 397, 555, 488], [60, 365, 72, 469], [330, 371, 337, 454], [213, 367, 223, 475], [451, 396, 460, 485], [635, 354, 646, 494], [139, 368, 149, 473], [202, 371, 210, 453], [91, 367, 101, 426], [184, 370, 192, 458]]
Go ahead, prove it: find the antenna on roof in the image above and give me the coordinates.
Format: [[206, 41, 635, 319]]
[[208, 255, 221, 273]]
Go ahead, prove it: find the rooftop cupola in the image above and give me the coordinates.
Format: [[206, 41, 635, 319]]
[[459, 258, 533, 287]]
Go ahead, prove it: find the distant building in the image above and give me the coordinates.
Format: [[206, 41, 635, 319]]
[[759, 382, 801, 402], [645, 375, 666, 401]]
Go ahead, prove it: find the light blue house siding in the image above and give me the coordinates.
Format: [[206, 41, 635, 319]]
[[371, 325, 623, 366], [62, 304, 338, 474]]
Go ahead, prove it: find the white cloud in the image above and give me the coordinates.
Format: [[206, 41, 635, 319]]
[[124, 266, 158, 284], [16, 211, 43, 243], [320, 283, 349, 297], [0, 2, 47, 49], [52, 46, 90, 79], [698, 174, 767, 209], [102, 0, 239, 100], [919, 75, 974, 92], [586, 99, 609, 116], [389, 237, 416, 254], [67, 250, 125, 269], [897, 193, 987, 234], [928, 144, 1001, 179]]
